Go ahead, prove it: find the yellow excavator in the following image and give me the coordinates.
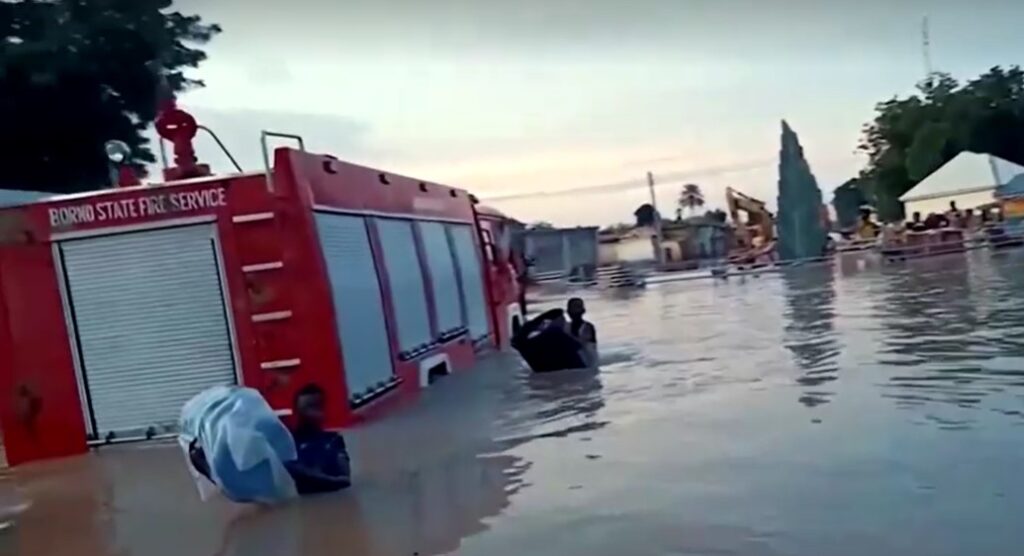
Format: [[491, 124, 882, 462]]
[[725, 187, 775, 245], [724, 187, 777, 265]]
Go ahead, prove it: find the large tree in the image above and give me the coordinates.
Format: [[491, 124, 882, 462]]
[[702, 208, 727, 223], [0, 0, 220, 192], [676, 183, 705, 220], [831, 178, 866, 231], [858, 67, 1024, 221], [633, 203, 659, 227], [777, 121, 827, 261]]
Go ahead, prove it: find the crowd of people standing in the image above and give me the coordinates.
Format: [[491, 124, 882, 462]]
[[855, 201, 1005, 241]]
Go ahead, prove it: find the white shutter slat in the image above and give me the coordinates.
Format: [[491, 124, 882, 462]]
[[448, 224, 491, 340], [418, 221, 464, 335], [60, 225, 237, 439], [314, 213, 395, 402], [373, 218, 432, 355]]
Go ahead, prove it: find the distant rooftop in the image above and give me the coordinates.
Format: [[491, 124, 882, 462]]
[[900, 152, 1024, 202], [998, 173, 1024, 199]]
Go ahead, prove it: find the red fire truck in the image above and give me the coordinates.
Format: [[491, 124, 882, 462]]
[[0, 106, 523, 466]]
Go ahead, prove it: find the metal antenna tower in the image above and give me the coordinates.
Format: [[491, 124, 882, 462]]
[[922, 16, 934, 83]]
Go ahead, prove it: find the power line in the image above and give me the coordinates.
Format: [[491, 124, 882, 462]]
[[481, 158, 777, 201]]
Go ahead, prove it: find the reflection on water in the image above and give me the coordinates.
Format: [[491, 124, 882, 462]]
[[4, 442, 533, 556], [781, 266, 839, 408], [1, 354, 597, 556], [7, 249, 1024, 556], [876, 253, 1024, 428], [216, 452, 530, 556], [496, 368, 607, 445]]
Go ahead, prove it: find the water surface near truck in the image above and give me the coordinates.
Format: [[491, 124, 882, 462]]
[[4, 249, 1024, 556]]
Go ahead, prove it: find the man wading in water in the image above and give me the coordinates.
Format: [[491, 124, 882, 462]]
[[189, 384, 351, 496], [512, 309, 585, 372], [511, 299, 599, 373], [287, 384, 352, 494], [566, 297, 598, 368]]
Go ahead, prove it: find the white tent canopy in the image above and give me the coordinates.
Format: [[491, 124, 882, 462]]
[[899, 152, 1024, 215]]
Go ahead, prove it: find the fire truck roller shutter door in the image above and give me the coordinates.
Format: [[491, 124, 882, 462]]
[[417, 221, 464, 337], [447, 224, 490, 341], [373, 218, 433, 357], [58, 224, 237, 441], [314, 213, 396, 403]]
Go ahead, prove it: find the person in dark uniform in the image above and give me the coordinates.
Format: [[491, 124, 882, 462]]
[[286, 384, 352, 494], [188, 384, 352, 497]]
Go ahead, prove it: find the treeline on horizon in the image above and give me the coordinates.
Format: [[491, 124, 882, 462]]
[[842, 67, 1024, 224]]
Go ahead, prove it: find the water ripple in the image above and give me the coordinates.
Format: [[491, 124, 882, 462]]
[[578, 249, 1024, 430]]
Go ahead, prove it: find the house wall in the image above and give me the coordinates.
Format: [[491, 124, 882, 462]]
[[661, 223, 730, 261], [598, 243, 619, 265], [523, 231, 565, 274], [615, 235, 657, 262], [519, 227, 599, 276]]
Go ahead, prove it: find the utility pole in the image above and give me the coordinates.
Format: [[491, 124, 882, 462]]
[[647, 171, 664, 265]]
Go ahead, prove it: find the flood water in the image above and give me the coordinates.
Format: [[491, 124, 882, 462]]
[[4, 249, 1024, 556]]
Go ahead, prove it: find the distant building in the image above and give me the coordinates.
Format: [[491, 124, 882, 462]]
[[598, 219, 730, 269], [996, 173, 1024, 230], [598, 227, 657, 265], [999, 173, 1024, 199], [661, 218, 731, 267], [516, 226, 599, 280], [900, 152, 1024, 216]]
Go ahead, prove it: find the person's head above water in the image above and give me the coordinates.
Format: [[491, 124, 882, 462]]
[[567, 297, 586, 321], [294, 383, 326, 429]]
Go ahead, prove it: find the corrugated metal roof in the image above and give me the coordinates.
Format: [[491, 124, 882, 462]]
[[998, 173, 1024, 199], [900, 152, 1024, 202]]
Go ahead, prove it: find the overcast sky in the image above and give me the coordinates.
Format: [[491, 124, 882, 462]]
[[166, 0, 1024, 225]]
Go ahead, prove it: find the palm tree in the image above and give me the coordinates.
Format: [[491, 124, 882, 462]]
[[678, 184, 705, 218]]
